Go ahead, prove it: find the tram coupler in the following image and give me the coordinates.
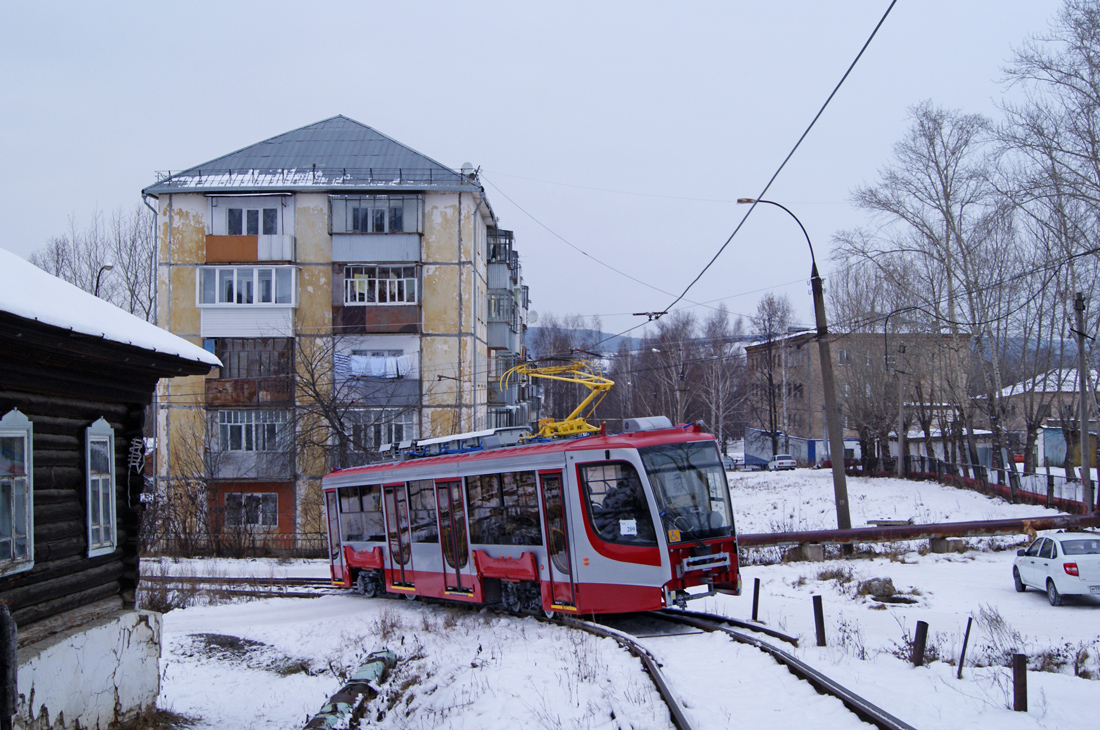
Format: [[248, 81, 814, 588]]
[[664, 581, 717, 609]]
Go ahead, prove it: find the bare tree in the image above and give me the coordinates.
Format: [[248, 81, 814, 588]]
[[29, 205, 157, 322], [750, 293, 793, 457], [526, 313, 605, 422]]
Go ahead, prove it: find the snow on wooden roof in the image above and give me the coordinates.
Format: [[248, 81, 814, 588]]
[[0, 247, 220, 367]]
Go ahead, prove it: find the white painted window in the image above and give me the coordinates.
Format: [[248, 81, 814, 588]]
[[346, 409, 418, 451], [343, 266, 417, 305], [330, 195, 421, 234], [225, 492, 278, 528], [199, 266, 295, 305], [0, 409, 33, 575], [86, 418, 116, 558], [227, 206, 279, 236], [216, 410, 288, 452]]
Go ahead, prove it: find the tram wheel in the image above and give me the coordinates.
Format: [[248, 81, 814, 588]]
[[355, 571, 380, 598], [543, 609, 557, 620], [404, 592, 417, 601], [502, 583, 523, 613]]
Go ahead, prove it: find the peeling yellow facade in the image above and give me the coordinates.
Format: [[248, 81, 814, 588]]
[[148, 119, 528, 545]]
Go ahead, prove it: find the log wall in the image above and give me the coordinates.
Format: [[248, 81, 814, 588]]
[[0, 313, 211, 629]]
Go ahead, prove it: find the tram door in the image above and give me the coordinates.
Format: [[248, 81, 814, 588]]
[[539, 471, 575, 606], [324, 491, 345, 583], [383, 484, 413, 586], [435, 480, 473, 592]]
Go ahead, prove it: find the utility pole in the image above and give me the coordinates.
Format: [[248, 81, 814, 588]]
[[896, 343, 907, 479], [1076, 292, 1093, 511], [813, 266, 853, 530], [739, 198, 851, 531]]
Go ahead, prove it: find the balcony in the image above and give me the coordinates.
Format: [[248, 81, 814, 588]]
[[206, 234, 295, 263], [205, 377, 293, 407]]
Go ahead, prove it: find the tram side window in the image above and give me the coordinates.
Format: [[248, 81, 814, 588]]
[[502, 471, 541, 545], [407, 479, 438, 543], [338, 486, 385, 542], [580, 462, 657, 545], [466, 471, 543, 546]]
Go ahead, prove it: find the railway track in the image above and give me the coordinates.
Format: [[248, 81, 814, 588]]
[[144, 576, 914, 729], [139, 574, 339, 599], [574, 609, 915, 730]]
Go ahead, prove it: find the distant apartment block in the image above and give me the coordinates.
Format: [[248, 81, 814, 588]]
[[142, 116, 533, 540]]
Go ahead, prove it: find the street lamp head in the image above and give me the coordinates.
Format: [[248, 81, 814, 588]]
[[101, 261, 114, 272]]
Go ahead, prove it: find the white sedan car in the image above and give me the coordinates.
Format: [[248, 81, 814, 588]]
[[1013, 531, 1100, 605], [767, 454, 797, 471]]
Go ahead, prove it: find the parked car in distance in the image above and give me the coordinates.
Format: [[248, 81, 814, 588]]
[[1013, 531, 1100, 605], [767, 454, 797, 471]]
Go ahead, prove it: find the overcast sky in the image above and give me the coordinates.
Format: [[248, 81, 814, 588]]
[[0, 1, 1060, 337]]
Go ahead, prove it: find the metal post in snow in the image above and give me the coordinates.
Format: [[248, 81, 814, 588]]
[[957, 616, 973, 680], [752, 578, 761, 623], [1013, 653, 1027, 712], [912, 620, 928, 667], [812, 595, 826, 647]]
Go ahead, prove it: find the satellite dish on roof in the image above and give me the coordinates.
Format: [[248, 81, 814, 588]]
[[528, 310, 539, 324], [461, 162, 475, 178]]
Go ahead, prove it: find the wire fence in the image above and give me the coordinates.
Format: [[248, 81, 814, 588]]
[[143, 532, 329, 560], [857, 454, 1098, 514]]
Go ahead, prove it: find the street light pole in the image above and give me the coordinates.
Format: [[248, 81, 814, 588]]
[[94, 261, 114, 297], [739, 199, 852, 530]]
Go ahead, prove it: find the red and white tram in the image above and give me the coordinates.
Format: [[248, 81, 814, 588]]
[[321, 416, 741, 615]]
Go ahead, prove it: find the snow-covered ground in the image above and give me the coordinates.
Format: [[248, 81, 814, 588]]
[[150, 471, 1099, 729]]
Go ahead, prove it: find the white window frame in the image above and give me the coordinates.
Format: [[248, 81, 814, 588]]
[[346, 408, 418, 451], [1, 408, 34, 576], [86, 417, 116, 558], [216, 410, 289, 452], [225, 492, 279, 529], [343, 265, 418, 306], [226, 205, 279, 236], [198, 266, 297, 306], [331, 195, 422, 235]]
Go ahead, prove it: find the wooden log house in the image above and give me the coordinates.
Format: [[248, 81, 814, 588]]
[[0, 248, 218, 729]]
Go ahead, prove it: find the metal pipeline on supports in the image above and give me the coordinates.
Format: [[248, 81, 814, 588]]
[[303, 650, 397, 730], [737, 512, 1100, 548]]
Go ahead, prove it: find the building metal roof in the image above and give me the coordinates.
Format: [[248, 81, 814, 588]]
[[142, 115, 479, 196]]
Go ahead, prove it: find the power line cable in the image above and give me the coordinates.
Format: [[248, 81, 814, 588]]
[[660, 0, 899, 318]]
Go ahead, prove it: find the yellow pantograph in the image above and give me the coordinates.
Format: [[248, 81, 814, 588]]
[[500, 360, 614, 438]]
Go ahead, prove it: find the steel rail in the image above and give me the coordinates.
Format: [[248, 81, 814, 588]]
[[738, 512, 1100, 548], [654, 608, 799, 646], [653, 610, 915, 730], [560, 616, 695, 730], [140, 575, 332, 587]]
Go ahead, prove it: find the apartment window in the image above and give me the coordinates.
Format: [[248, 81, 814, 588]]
[[227, 207, 278, 236], [488, 293, 516, 323], [199, 266, 295, 305], [225, 492, 278, 528], [0, 409, 33, 575], [217, 410, 288, 452], [215, 338, 292, 379], [343, 266, 417, 305], [346, 409, 417, 451], [838, 349, 851, 363], [86, 418, 116, 557], [332, 195, 421, 234]]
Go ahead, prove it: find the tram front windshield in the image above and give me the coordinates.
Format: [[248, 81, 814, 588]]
[[639, 441, 735, 542]]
